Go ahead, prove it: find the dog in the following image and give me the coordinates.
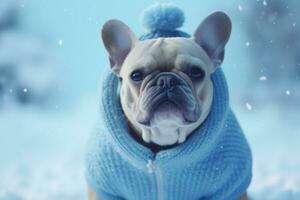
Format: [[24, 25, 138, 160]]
[[86, 6, 251, 200]]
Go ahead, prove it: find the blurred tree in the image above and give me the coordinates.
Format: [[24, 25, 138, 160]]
[[0, 0, 18, 31], [0, 0, 61, 108]]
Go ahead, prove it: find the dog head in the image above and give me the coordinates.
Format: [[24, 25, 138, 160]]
[[101, 12, 231, 146]]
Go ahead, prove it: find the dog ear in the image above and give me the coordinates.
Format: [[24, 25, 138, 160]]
[[193, 12, 231, 69], [101, 19, 137, 76]]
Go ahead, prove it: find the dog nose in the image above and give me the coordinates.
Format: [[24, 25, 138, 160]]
[[156, 73, 178, 89]]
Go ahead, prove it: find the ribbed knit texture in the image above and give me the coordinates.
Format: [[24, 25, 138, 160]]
[[85, 67, 252, 200]]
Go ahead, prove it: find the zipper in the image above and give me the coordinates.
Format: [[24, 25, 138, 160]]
[[147, 159, 164, 200]]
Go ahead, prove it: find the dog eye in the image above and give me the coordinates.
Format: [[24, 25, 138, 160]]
[[188, 66, 205, 79], [130, 70, 144, 82]]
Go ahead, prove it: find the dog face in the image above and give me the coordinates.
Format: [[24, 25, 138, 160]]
[[101, 12, 231, 146]]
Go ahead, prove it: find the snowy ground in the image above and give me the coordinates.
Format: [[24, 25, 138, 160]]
[[236, 104, 300, 200], [0, 97, 98, 200], [0, 96, 300, 200]]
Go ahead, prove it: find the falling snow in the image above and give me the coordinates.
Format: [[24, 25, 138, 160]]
[[259, 76, 267, 81], [238, 5, 243, 11], [1, 1, 300, 200], [263, 0, 267, 6], [58, 39, 63, 46], [246, 102, 252, 110]]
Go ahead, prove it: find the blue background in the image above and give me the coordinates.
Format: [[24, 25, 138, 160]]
[[0, 0, 299, 199]]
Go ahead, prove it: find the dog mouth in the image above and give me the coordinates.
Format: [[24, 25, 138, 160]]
[[149, 100, 186, 126], [135, 91, 201, 126]]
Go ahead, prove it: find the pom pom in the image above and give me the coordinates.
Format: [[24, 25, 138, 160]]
[[140, 3, 185, 32]]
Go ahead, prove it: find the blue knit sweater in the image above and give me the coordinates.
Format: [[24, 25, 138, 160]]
[[85, 67, 252, 200]]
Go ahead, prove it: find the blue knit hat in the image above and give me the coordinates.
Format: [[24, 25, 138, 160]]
[[139, 3, 190, 40]]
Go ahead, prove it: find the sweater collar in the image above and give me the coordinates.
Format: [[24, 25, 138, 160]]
[[99, 67, 229, 169]]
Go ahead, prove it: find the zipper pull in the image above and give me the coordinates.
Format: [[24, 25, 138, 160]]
[[147, 159, 154, 173]]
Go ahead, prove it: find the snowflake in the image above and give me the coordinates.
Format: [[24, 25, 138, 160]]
[[246, 41, 250, 47], [263, 0, 267, 6], [238, 5, 243, 11], [259, 76, 267, 81], [286, 90, 291, 95], [58, 39, 63, 46], [246, 102, 252, 110]]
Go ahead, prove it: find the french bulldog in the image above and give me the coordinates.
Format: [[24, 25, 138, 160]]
[[88, 12, 248, 200]]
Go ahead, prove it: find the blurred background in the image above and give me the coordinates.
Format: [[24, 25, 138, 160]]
[[0, 0, 299, 199]]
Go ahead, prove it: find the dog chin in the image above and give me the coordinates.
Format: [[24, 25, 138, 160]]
[[140, 102, 191, 146]]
